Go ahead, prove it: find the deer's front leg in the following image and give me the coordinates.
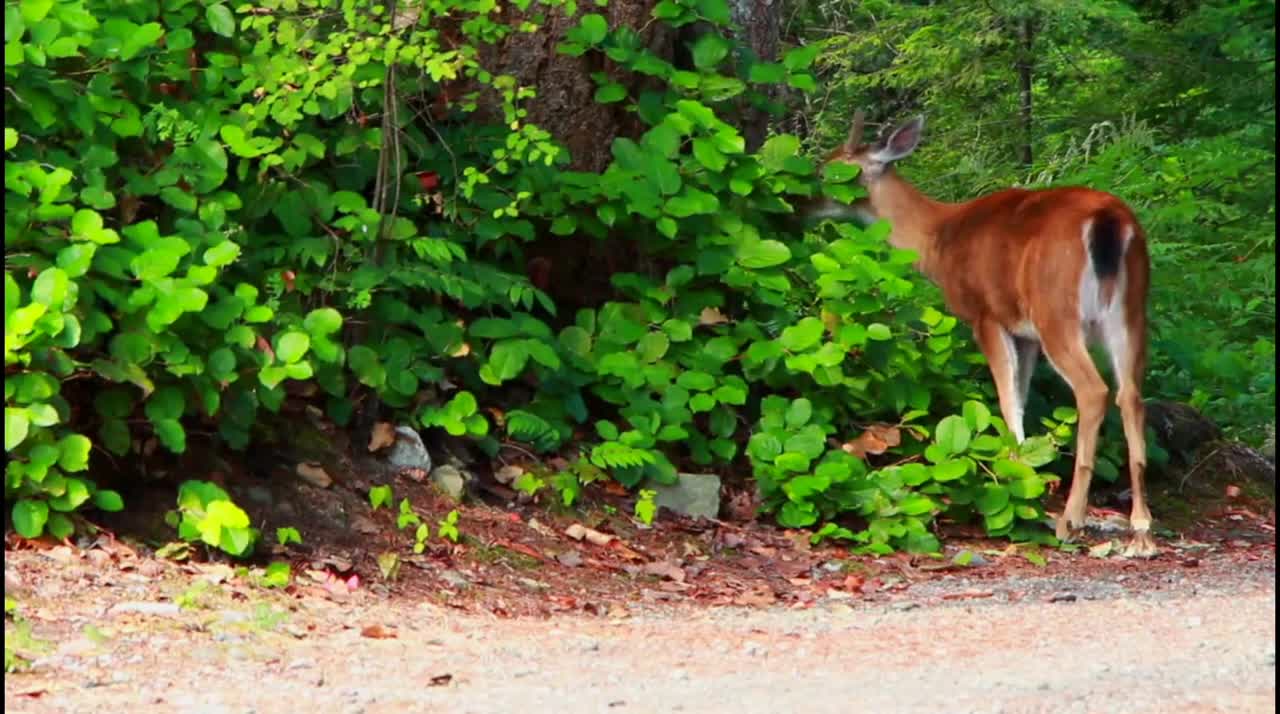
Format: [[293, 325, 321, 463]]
[[973, 319, 1026, 443]]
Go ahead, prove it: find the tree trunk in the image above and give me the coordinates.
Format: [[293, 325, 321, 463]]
[[729, 0, 783, 152], [1017, 16, 1035, 169]]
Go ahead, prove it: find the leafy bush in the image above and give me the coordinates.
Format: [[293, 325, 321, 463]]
[[7, 0, 1084, 554]]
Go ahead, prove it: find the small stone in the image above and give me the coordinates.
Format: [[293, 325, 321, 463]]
[[495, 465, 524, 484], [439, 569, 471, 590], [1187, 616, 1203, 628], [1048, 592, 1078, 603], [107, 601, 182, 618], [295, 462, 333, 488], [555, 550, 584, 568], [892, 602, 921, 612], [386, 426, 432, 472], [644, 473, 721, 520], [517, 577, 549, 592], [429, 465, 468, 502]]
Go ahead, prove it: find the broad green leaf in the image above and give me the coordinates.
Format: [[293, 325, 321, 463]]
[[275, 332, 311, 364], [486, 340, 530, 383], [56, 434, 91, 471], [206, 3, 235, 37], [736, 239, 791, 269], [12, 499, 48, 538], [31, 267, 68, 306], [976, 484, 1010, 516], [780, 318, 824, 352], [5, 408, 30, 451], [963, 401, 992, 433], [935, 415, 971, 454]]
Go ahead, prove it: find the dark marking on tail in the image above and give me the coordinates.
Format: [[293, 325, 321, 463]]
[[1089, 210, 1126, 282], [1088, 209, 1128, 306]]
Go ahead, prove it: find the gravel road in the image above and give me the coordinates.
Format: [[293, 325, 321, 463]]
[[7, 559, 1274, 714]]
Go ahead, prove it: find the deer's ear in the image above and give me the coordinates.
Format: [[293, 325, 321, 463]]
[[871, 116, 924, 163]]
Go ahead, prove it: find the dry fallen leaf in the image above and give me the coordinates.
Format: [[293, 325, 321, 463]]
[[427, 673, 453, 687], [295, 462, 333, 488], [367, 422, 396, 452], [641, 561, 687, 582], [698, 306, 729, 325], [842, 424, 902, 458], [495, 465, 524, 485], [360, 624, 397, 639], [564, 523, 615, 546]]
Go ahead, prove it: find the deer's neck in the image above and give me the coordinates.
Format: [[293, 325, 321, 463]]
[[869, 172, 952, 279]]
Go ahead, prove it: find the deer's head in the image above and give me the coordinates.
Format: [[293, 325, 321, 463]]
[[819, 111, 926, 224]]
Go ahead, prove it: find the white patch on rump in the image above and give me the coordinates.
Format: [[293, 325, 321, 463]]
[[1077, 218, 1134, 377]]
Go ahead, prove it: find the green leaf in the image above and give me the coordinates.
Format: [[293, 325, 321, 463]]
[[932, 459, 970, 481], [46, 512, 74, 539], [899, 495, 936, 516], [1018, 436, 1057, 467], [867, 323, 892, 341], [692, 138, 727, 172], [120, 23, 163, 61], [736, 239, 791, 269], [20, 0, 53, 24], [780, 318, 824, 352], [963, 401, 992, 433], [56, 244, 97, 278], [1008, 474, 1046, 500], [206, 3, 235, 37], [93, 490, 125, 512], [594, 83, 627, 103], [759, 134, 800, 172], [935, 415, 971, 454], [637, 332, 670, 363], [31, 267, 68, 307], [976, 484, 1010, 516], [303, 307, 343, 336], [783, 42, 823, 71], [577, 13, 608, 44], [675, 371, 714, 391], [56, 434, 92, 471], [4, 127, 16, 151], [5, 408, 32, 452], [12, 499, 48, 538], [49, 477, 91, 511], [691, 33, 730, 69], [486, 341, 530, 383], [203, 241, 240, 267], [785, 398, 813, 427], [154, 418, 187, 453], [275, 332, 311, 364], [777, 501, 817, 528]]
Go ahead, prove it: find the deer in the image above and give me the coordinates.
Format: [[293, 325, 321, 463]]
[[806, 110, 1156, 557]]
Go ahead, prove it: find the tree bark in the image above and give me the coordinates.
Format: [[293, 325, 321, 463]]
[[1017, 16, 1035, 169]]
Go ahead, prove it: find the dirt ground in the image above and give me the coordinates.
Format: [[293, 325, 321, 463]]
[[5, 479, 1276, 714]]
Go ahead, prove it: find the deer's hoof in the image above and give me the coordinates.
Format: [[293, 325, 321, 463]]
[[1123, 530, 1159, 559]]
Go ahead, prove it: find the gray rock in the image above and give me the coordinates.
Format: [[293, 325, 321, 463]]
[[107, 601, 182, 617], [429, 464, 468, 502], [647, 473, 721, 520], [386, 426, 432, 471], [439, 569, 471, 590]]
